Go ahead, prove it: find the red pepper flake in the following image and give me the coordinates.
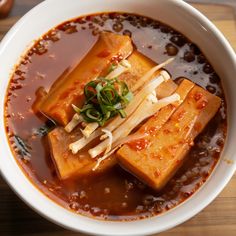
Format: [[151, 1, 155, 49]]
[[163, 103, 176, 110], [194, 122, 202, 132], [176, 159, 181, 165], [97, 49, 111, 58], [176, 109, 186, 121], [163, 129, 171, 134], [194, 92, 203, 101], [92, 68, 100, 74], [197, 100, 208, 109], [59, 87, 75, 99], [80, 82, 86, 90], [184, 126, 190, 132], [154, 169, 161, 178], [128, 138, 150, 151], [73, 80, 81, 85], [148, 127, 158, 135], [167, 145, 178, 157], [151, 153, 163, 160]]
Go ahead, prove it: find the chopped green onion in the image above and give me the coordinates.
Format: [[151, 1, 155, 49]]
[[84, 81, 97, 102], [72, 104, 81, 113], [73, 77, 133, 126], [118, 109, 126, 118], [86, 108, 102, 121]]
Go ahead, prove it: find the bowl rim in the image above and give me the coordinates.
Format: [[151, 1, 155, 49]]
[[0, 0, 236, 235]]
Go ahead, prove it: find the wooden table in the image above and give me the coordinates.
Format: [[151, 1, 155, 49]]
[[0, 1, 235, 235]]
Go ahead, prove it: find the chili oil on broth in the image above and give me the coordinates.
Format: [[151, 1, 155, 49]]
[[4, 13, 227, 221]]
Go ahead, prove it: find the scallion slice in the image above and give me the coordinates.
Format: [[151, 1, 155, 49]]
[[74, 77, 133, 126]]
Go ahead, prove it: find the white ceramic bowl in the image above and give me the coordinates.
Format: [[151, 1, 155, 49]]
[[0, 0, 235, 235]]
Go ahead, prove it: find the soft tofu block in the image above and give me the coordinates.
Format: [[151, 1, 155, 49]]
[[48, 127, 116, 180], [40, 32, 133, 126], [117, 84, 221, 190]]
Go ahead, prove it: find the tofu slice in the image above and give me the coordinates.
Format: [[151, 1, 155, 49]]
[[48, 127, 116, 180], [40, 32, 133, 126], [117, 84, 221, 190]]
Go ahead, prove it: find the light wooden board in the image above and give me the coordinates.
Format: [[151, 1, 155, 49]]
[[0, 1, 235, 236]]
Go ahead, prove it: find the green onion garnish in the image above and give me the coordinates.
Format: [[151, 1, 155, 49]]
[[73, 77, 133, 126]]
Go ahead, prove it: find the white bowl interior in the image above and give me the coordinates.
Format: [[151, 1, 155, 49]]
[[0, 0, 235, 235]]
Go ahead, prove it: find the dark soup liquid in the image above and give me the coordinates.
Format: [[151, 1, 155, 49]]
[[4, 13, 227, 221]]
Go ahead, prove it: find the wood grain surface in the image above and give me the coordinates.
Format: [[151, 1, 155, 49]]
[[0, 1, 235, 235]]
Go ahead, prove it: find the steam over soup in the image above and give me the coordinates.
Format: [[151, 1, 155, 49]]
[[5, 13, 227, 221]]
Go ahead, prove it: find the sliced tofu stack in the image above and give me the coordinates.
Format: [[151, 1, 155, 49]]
[[47, 50, 177, 180], [117, 83, 221, 190], [40, 32, 133, 126], [48, 127, 117, 180]]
